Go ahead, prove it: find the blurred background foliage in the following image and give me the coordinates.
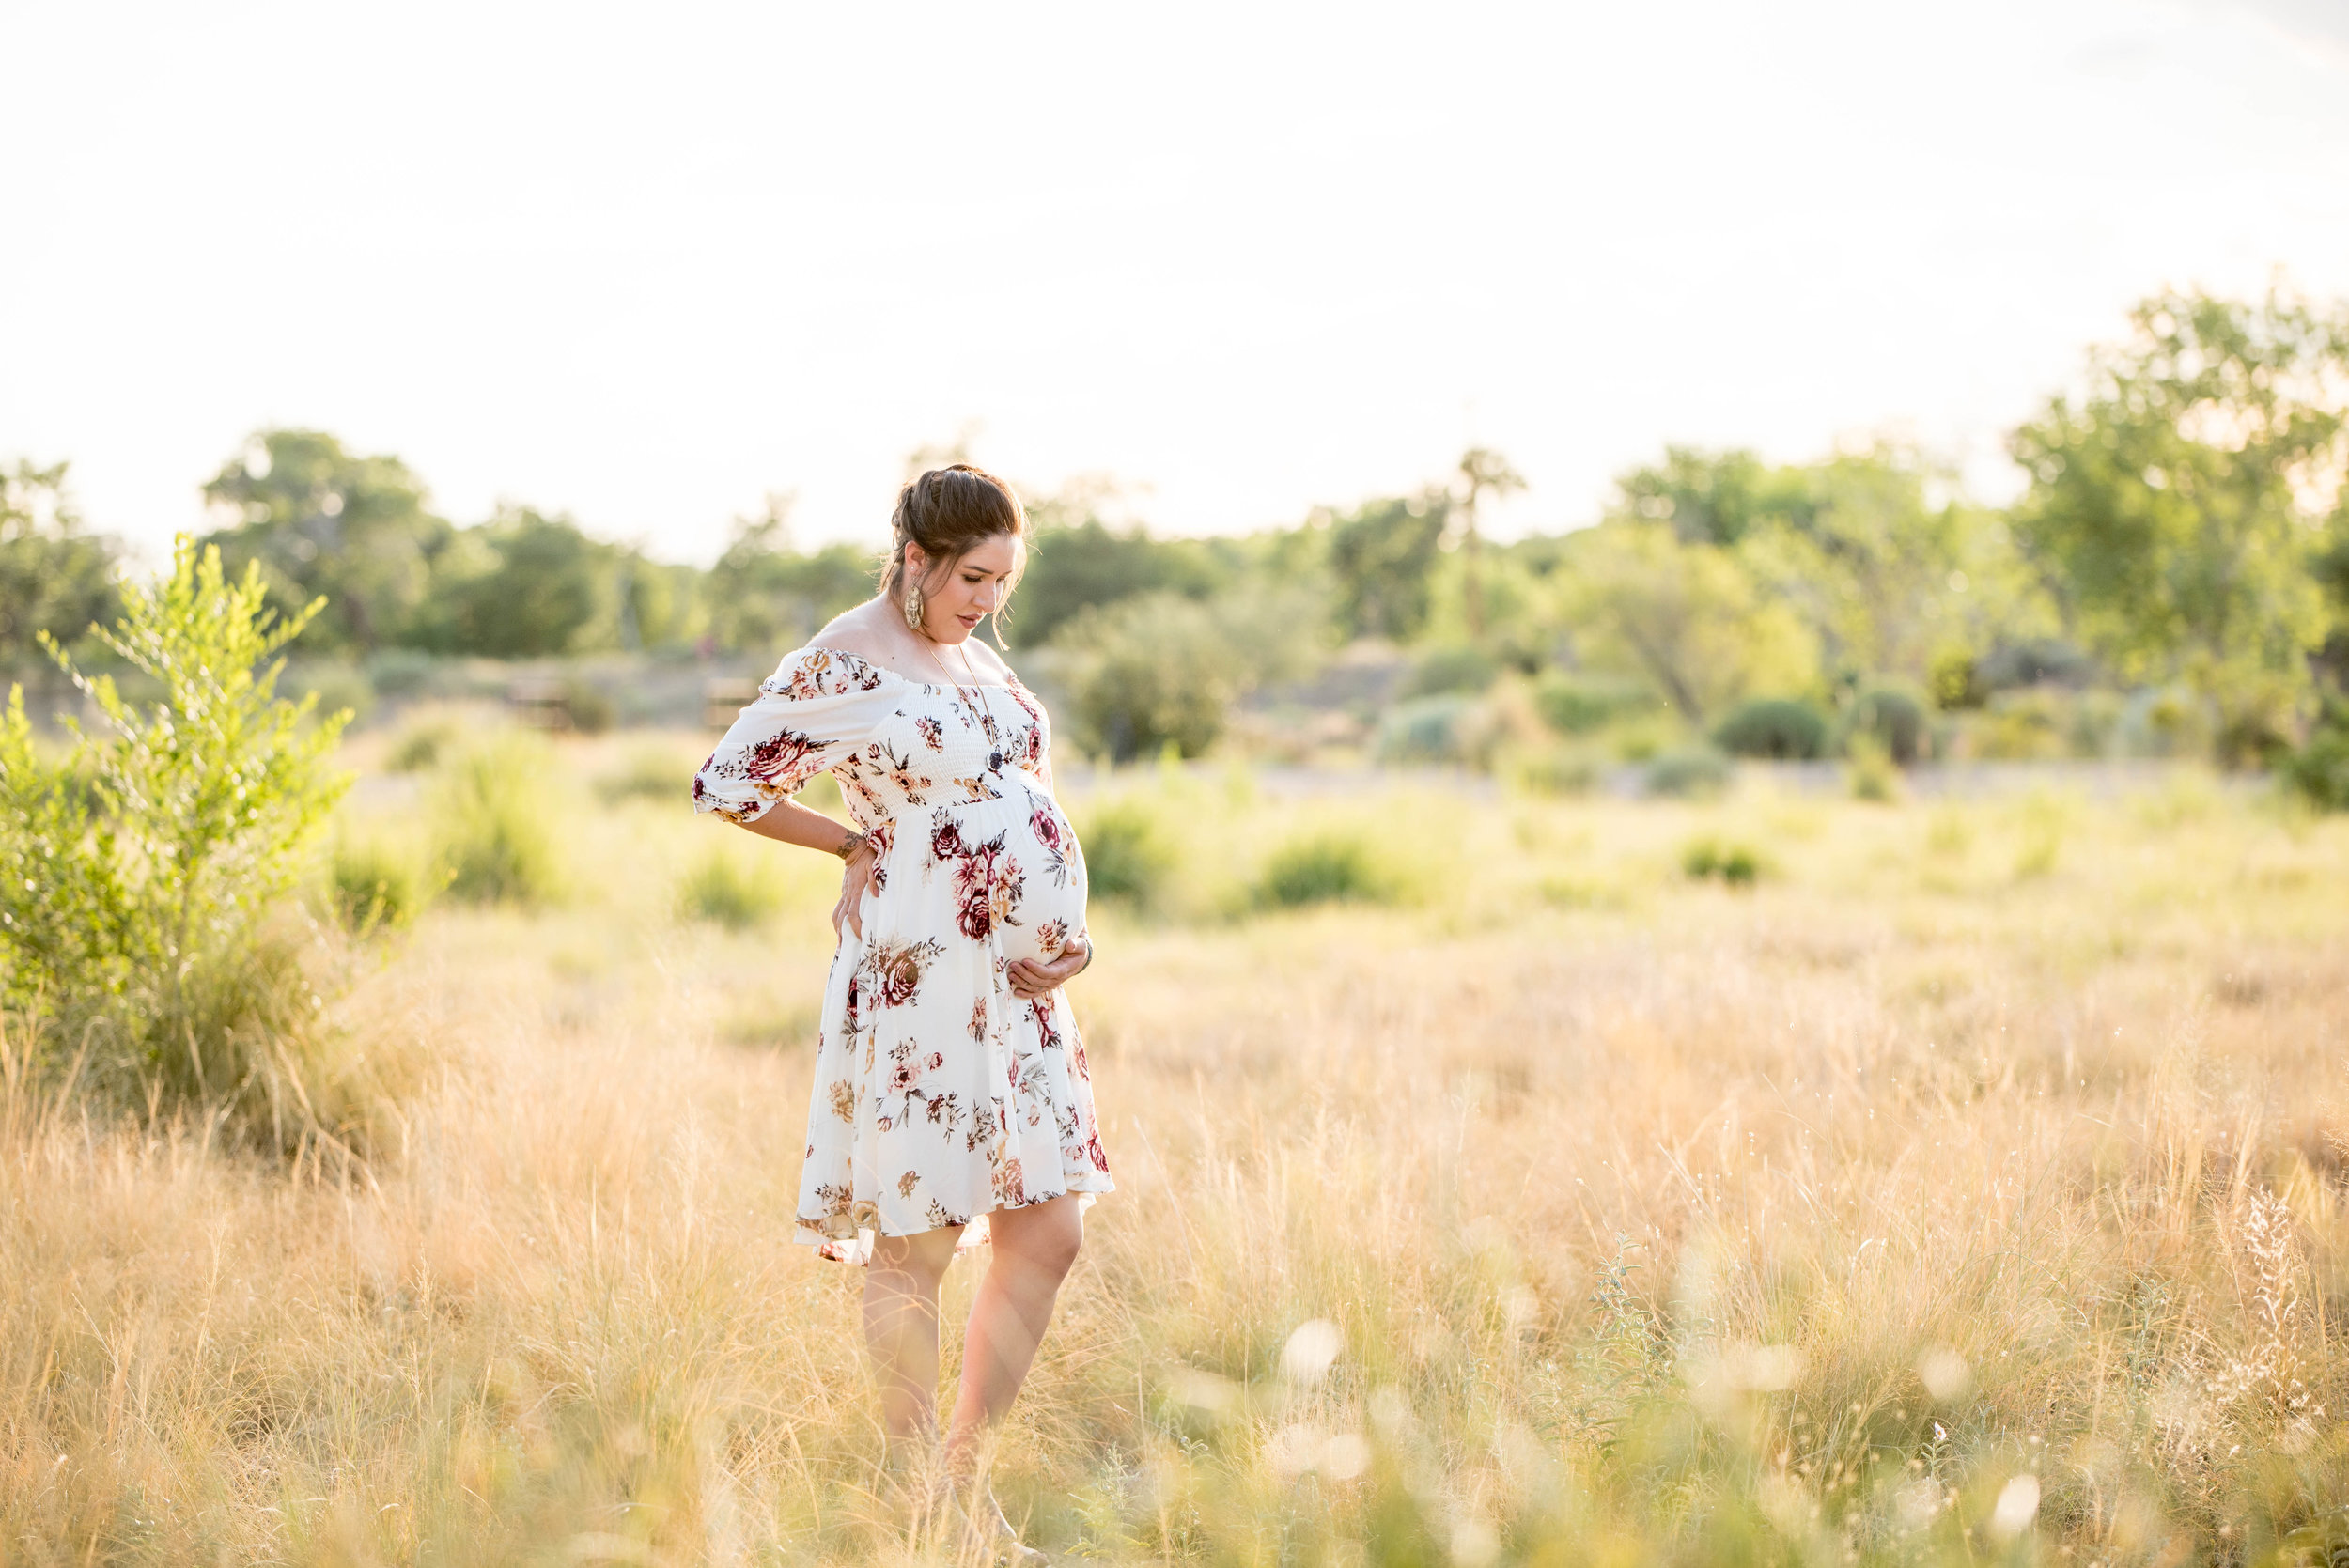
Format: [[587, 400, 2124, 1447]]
[[8, 285, 2349, 798]]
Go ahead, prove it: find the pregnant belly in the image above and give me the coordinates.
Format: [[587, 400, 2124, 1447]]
[[990, 806, 1087, 968]]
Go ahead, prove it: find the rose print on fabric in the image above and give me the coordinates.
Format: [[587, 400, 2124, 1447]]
[[689, 644, 1113, 1257], [1026, 790, 1073, 889], [860, 937, 945, 1010]]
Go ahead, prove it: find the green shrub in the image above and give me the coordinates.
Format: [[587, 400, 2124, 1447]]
[[1076, 798, 1173, 907], [386, 716, 456, 772], [1533, 673, 1650, 736], [1843, 686, 1927, 766], [1505, 742, 1600, 797], [2011, 790, 2075, 879], [1060, 593, 1233, 762], [329, 840, 420, 933], [2115, 686, 2215, 761], [1712, 697, 1828, 760], [676, 847, 780, 931], [1682, 837, 1763, 887], [0, 539, 354, 1141], [2281, 716, 2349, 811], [1846, 735, 1902, 803], [430, 734, 562, 906], [1642, 745, 1731, 799], [365, 647, 439, 698], [1402, 643, 1499, 698], [1256, 831, 1400, 908], [565, 675, 615, 736], [1375, 695, 1488, 766]]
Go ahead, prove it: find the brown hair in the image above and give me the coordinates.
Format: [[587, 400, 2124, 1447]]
[[882, 464, 1030, 603]]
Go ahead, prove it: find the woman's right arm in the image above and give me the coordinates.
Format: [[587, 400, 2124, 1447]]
[[691, 647, 892, 936], [737, 798, 882, 939]]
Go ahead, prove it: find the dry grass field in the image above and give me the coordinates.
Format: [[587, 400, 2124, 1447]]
[[5, 737, 2349, 1565]]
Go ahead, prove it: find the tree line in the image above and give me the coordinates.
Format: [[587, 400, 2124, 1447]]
[[7, 285, 2348, 780]]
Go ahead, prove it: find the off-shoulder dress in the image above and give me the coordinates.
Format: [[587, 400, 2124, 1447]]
[[691, 646, 1114, 1262]]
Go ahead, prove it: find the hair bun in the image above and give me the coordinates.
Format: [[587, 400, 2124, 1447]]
[[884, 464, 1029, 598]]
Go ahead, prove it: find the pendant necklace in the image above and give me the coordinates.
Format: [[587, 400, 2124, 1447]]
[[922, 631, 1003, 773]]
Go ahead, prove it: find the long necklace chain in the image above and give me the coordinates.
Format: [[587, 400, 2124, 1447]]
[[918, 630, 1003, 772]]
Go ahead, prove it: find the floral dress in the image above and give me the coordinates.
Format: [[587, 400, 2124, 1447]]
[[692, 645, 1113, 1262]]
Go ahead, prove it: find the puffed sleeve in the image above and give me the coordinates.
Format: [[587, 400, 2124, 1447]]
[[691, 647, 894, 824]]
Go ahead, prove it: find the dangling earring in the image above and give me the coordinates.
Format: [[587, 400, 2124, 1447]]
[[902, 583, 925, 631]]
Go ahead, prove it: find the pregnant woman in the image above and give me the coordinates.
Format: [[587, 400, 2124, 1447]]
[[692, 464, 1110, 1560]]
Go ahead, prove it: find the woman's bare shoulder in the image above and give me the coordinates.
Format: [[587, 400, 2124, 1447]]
[[809, 601, 895, 662]]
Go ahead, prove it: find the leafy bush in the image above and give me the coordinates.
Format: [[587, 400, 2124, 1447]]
[[1075, 798, 1173, 907], [385, 715, 456, 772], [675, 847, 780, 931], [1642, 745, 1731, 799], [564, 675, 615, 736], [1505, 743, 1601, 797], [1843, 686, 1927, 765], [1964, 689, 2075, 760], [1712, 697, 1828, 760], [1974, 637, 2094, 692], [1845, 735, 1902, 802], [1681, 837, 1763, 886], [2115, 686, 2215, 760], [1058, 594, 1235, 762], [2280, 713, 2349, 811], [1056, 586, 1325, 762], [2011, 790, 2075, 879], [1256, 831, 1401, 908], [329, 839, 420, 933], [1374, 695, 1489, 766], [0, 540, 354, 1139], [430, 734, 562, 905], [1401, 643, 1499, 698], [1533, 673, 1651, 736]]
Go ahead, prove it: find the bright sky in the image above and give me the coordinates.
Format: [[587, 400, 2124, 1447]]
[[5, 1, 2348, 567]]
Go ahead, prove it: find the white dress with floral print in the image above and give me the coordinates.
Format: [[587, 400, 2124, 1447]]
[[692, 646, 1112, 1262]]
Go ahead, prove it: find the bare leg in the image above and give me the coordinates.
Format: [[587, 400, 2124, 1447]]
[[862, 1224, 965, 1452], [941, 1195, 1083, 1479]]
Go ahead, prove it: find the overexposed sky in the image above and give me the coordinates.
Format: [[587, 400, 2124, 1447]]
[[5, 1, 2348, 567]]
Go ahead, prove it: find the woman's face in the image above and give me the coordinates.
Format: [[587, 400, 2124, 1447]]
[[908, 533, 1023, 643]]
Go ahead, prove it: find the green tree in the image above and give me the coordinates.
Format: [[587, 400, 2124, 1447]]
[[1736, 445, 2041, 686], [702, 497, 873, 656], [407, 506, 623, 659], [1450, 446, 1525, 639], [201, 430, 451, 655], [0, 459, 119, 672], [1556, 524, 1816, 721], [1007, 496, 1225, 649], [2009, 287, 2349, 757], [1608, 444, 2050, 691], [1610, 445, 1808, 547], [1323, 489, 1449, 641]]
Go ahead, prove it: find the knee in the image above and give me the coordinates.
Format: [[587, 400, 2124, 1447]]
[[866, 1244, 953, 1300], [1002, 1211, 1082, 1284]]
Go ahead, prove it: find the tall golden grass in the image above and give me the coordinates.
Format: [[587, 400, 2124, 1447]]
[[4, 742, 2346, 1564]]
